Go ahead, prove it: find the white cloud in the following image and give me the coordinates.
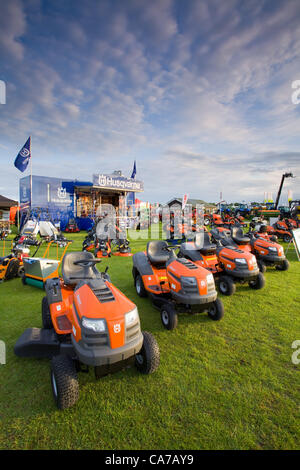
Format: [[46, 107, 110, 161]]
[[1, 0, 300, 204], [0, 0, 26, 60]]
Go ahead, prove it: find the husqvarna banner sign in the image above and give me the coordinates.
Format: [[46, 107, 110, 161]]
[[93, 174, 144, 192]]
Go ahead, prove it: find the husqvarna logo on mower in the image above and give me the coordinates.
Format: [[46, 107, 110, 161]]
[[113, 323, 121, 333]]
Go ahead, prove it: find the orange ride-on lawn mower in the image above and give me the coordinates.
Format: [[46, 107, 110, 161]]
[[0, 239, 20, 282], [249, 221, 279, 242], [14, 252, 160, 409], [132, 241, 224, 330], [0, 254, 20, 282], [215, 226, 281, 276], [244, 228, 289, 272], [179, 230, 264, 296], [271, 219, 293, 243]]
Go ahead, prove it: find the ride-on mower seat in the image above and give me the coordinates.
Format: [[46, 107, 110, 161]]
[[231, 227, 250, 245], [62, 252, 100, 285], [147, 241, 171, 265], [196, 232, 217, 255]]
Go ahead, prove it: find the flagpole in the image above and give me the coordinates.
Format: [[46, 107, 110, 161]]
[[30, 136, 32, 210]]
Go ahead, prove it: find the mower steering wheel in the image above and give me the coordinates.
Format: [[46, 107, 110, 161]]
[[165, 245, 180, 251], [73, 259, 102, 267]]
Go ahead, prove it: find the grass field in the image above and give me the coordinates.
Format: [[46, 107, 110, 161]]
[[0, 229, 299, 450]]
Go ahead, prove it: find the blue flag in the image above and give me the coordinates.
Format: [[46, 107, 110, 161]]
[[14, 137, 31, 172], [131, 160, 136, 179]]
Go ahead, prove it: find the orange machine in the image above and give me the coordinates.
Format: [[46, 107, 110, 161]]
[[179, 230, 264, 296], [132, 241, 224, 330], [0, 239, 20, 282], [14, 252, 160, 409], [229, 226, 289, 272]]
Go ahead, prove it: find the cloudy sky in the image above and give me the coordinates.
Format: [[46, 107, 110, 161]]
[[0, 0, 300, 204]]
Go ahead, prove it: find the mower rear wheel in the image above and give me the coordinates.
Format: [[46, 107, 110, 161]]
[[275, 259, 290, 271], [135, 274, 147, 297], [218, 276, 236, 296], [283, 234, 291, 243], [50, 355, 79, 410], [160, 304, 178, 330], [42, 296, 53, 329], [21, 274, 26, 285], [257, 260, 267, 273], [207, 298, 224, 321], [248, 272, 265, 290], [135, 331, 160, 374], [17, 266, 25, 278]]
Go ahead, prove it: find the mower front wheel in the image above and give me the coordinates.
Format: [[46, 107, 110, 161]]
[[249, 272, 265, 290], [207, 298, 224, 321], [218, 275, 236, 296], [135, 274, 147, 298], [50, 355, 79, 410], [275, 259, 290, 271], [257, 260, 267, 273], [160, 304, 178, 330], [42, 296, 53, 329], [135, 331, 160, 374]]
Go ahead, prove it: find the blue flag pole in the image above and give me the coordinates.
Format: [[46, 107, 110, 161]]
[[30, 136, 32, 208]]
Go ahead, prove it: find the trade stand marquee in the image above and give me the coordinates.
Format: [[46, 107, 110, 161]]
[[19, 172, 144, 231]]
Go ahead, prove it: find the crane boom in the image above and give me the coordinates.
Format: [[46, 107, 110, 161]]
[[274, 172, 294, 209]]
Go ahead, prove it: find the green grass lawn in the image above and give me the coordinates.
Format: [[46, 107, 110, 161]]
[[0, 229, 299, 450]]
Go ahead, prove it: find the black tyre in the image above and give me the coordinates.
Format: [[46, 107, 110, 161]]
[[275, 259, 290, 271], [50, 355, 79, 410], [218, 275, 236, 296], [42, 296, 53, 329], [17, 265, 25, 278], [135, 274, 147, 297], [257, 260, 267, 273], [135, 331, 160, 374], [160, 304, 178, 330], [283, 234, 291, 243], [21, 274, 27, 285], [207, 298, 224, 321], [249, 272, 265, 290]]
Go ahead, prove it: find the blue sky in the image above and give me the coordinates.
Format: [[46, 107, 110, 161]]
[[0, 0, 299, 204]]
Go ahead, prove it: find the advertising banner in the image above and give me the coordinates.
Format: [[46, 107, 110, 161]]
[[93, 174, 144, 192], [292, 228, 300, 261]]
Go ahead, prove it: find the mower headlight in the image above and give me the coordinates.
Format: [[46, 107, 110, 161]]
[[125, 307, 139, 327], [206, 273, 214, 284], [234, 258, 247, 265], [82, 317, 106, 333], [181, 276, 197, 288], [268, 247, 278, 253]]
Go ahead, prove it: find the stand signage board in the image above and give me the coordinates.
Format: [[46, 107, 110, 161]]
[[292, 228, 300, 261], [93, 174, 144, 192]]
